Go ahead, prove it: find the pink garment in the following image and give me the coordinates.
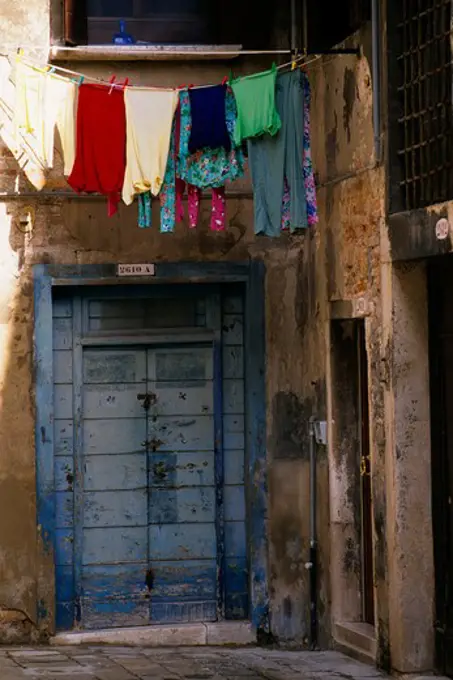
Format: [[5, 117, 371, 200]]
[[188, 184, 201, 228], [176, 177, 186, 223], [176, 180, 226, 231], [211, 187, 226, 231]]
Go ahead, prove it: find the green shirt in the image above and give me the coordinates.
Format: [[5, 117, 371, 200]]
[[231, 63, 281, 145]]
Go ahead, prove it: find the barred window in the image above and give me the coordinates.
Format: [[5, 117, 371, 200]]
[[388, 0, 453, 212]]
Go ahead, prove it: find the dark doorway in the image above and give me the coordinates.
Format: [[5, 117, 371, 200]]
[[429, 258, 453, 677], [331, 318, 374, 626], [357, 322, 374, 625]]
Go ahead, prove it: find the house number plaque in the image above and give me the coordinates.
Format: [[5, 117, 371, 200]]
[[117, 264, 155, 276]]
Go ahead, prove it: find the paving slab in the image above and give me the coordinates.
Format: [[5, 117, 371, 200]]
[[0, 645, 443, 680]]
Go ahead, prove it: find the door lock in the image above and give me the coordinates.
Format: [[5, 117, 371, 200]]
[[137, 393, 157, 410], [141, 438, 164, 451]]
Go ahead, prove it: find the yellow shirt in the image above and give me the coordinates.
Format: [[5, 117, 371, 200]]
[[122, 87, 179, 205], [15, 61, 76, 177]]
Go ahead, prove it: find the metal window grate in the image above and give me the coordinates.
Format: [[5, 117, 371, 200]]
[[396, 0, 453, 210]]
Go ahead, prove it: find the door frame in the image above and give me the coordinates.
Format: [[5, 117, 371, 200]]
[[33, 262, 268, 635]]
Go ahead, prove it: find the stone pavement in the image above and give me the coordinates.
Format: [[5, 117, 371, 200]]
[[0, 646, 387, 680]]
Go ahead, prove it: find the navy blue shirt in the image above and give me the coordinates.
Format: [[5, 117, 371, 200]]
[[188, 84, 231, 154]]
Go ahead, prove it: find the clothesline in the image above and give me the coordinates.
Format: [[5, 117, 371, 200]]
[[9, 48, 321, 235], [18, 52, 324, 92]]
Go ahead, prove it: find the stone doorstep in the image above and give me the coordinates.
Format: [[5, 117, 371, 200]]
[[50, 622, 256, 648], [333, 621, 377, 665]]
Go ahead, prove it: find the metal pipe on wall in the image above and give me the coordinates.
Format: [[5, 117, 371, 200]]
[[371, 0, 382, 163], [290, 0, 297, 55], [302, 0, 308, 56]]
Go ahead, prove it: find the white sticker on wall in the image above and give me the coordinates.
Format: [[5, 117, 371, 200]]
[[435, 218, 450, 240]]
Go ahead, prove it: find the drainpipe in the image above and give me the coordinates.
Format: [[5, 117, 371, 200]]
[[307, 416, 318, 650], [371, 0, 382, 163], [290, 0, 297, 56]]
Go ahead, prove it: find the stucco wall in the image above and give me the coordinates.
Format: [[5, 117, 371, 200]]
[[0, 0, 399, 660], [309, 25, 389, 667]]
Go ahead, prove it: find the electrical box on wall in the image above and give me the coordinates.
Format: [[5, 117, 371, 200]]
[[314, 420, 327, 446]]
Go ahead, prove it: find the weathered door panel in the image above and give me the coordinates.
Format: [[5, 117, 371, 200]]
[[82, 564, 149, 629], [84, 490, 148, 528], [83, 384, 146, 419], [83, 527, 147, 565], [84, 454, 146, 491], [149, 488, 216, 524], [83, 349, 147, 384], [83, 419, 145, 455], [147, 346, 217, 623], [152, 417, 214, 452], [149, 451, 215, 487], [80, 348, 149, 629], [150, 386, 213, 416], [148, 524, 217, 561]]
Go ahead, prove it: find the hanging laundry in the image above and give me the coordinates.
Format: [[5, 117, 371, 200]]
[[122, 87, 179, 206], [301, 72, 318, 226], [160, 88, 244, 233], [248, 69, 308, 237], [68, 83, 126, 216], [14, 61, 77, 184], [51, 75, 77, 177], [176, 180, 226, 231], [159, 116, 178, 234], [230, 63, 281, 146], [281, 71, 318, 231], [138, 191, 152, 228], [188, 84, 231, 154], [15, 60, 46, 144]]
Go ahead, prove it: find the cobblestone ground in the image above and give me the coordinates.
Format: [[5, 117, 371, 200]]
[[0, 646, 387, 680]]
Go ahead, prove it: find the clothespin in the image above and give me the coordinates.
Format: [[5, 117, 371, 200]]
[[49, 66, 56, 75], [121, 77, 129, 90], [221, 76, 228, 86], [108, 75, 116, 94], [78, 75, 84, 87], [16, 47, 24, 66]]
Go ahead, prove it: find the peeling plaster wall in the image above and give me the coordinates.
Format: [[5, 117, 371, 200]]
[[0, 0, 425, 668], [0, 0, 325, 645], [385, 262, 434, 673], [309, 24, 389, 667]]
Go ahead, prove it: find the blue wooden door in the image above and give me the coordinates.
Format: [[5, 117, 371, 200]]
[[80, 345, 216, 628], [81, 347, 149, 628], [52, 289, 249, 631], [147, 346, 217, 623]]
